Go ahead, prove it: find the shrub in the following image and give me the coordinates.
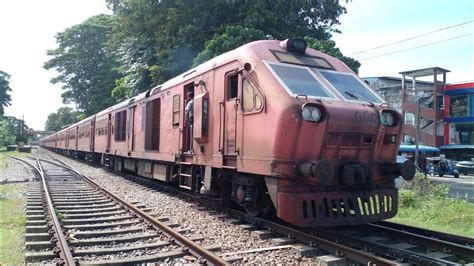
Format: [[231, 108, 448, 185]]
[[399, 189, 418, 207], [431, 183, 449, 199]]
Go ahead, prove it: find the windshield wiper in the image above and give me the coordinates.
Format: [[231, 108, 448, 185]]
[[345, 91, 374, 107]]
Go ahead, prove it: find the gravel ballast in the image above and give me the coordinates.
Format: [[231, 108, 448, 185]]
[[0, 158, 32, 182], [43, 150, 320, 264]]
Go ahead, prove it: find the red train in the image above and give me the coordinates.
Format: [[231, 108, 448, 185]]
[[40, 38, 415, 227]]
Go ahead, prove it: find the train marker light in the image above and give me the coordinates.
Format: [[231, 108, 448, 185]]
[[380, 111, 396, 126], [280, 37, 307, 54], [302, 104, 322, 122]]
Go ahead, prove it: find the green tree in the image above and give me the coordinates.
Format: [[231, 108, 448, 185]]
[[193, 26, 266, 66], [234, 0, 345, 40], [107, 0, 345, 99], [0, 116, 28, 147], [0, 70, 12, 116], [44, 14, 121, 115], [45, 107, 82, 132], [0, 119, 15, 147], [304, 37, 361, 73]]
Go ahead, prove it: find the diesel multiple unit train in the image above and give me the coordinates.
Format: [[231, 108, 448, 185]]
[[40, 38, 415, 227]]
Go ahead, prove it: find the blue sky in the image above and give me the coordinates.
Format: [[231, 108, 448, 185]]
[[0, 0, 109, 130], [333, 0, 473, 82], [1, 0, 472, 130]]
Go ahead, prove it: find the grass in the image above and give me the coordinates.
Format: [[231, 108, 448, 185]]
[[0, 148, 34, 170], [390, 173, 474, 237], [0, 183, 27, 265], [55, 209, 67, 221]]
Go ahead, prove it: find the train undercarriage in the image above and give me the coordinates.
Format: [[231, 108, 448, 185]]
[[53, 148, 275, 218], [46, 147, 412, 227]]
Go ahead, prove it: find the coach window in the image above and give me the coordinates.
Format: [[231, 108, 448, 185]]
[[145, 98, 160, 150], [114, 110, 127, 141], [172, 94, 180, 127], [227, 74, 238, 100]]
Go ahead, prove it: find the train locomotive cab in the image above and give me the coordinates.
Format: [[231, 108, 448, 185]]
[[235, 38, 415, 227]]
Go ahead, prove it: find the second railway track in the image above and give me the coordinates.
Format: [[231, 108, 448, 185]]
[[13, 155, 226, 265]]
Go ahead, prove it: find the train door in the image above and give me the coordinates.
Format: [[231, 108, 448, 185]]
[[128, 106, 136, 152], [223, 71, 240, 157], [106, 114, 112, 152], [75, 126, 78, 150], [182, 82, 195, 153], [145, 98, 160, 151], [89, 119, 95, 152]]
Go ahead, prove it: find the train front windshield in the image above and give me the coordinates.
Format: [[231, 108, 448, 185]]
[[268, 62, 333, 98], [266, 61, 383, 103], [319, 70, 383, 103]]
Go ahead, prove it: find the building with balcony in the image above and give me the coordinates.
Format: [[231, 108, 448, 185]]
[[443, 82, 474, 144], [365, 67, 449, 147], [365, 76, 434, 113], [399, 67, 449, 147]]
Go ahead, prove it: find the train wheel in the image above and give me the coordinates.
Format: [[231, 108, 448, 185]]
[[244, 205, 263, 217], [244, 194, 275, 217]]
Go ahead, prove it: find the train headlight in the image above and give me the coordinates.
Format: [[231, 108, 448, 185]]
[[280, 37, 307, 54], [380, 111, 396, 126], [302, 104, 322, 122]]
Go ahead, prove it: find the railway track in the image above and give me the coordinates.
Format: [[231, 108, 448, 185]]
[[11, 155, 226, 265], [312, 223, 474, 265], [38, 150, 474, 265]]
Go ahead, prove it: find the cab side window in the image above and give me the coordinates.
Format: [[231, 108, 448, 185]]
[[227, 74, 238, 100]]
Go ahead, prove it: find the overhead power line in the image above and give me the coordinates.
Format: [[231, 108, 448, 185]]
[[349, 20, 473, 56], [358, 33, 472, 61]]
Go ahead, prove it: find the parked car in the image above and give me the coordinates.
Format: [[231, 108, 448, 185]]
[[455, 161, 474, 175]]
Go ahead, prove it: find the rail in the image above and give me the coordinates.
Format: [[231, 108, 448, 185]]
[[95, 167, 397, 265], [10, 156, 76, 265], [42, 150, 473, 265], [42, 157, 227, 266]]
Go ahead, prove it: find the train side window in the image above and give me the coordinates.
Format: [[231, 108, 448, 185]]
[[114, 110, 126, 141], [145, 98, 160, 150], [227, 74, 238, 100], [202, 98, 208, 137], [172, 94, 180, 127], [242, 78, 264, 113], [242, 79, 254, 112]]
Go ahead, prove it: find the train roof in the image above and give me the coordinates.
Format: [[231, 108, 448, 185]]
[[91, 39, 358, 117], [96, 89, 156, 116], [40, 38, 362, 142], [158, 39, 354, 91]]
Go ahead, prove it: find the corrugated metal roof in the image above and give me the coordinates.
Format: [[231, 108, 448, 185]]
[[439, 144, 474, 150], [399, 145, 440, 153]]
